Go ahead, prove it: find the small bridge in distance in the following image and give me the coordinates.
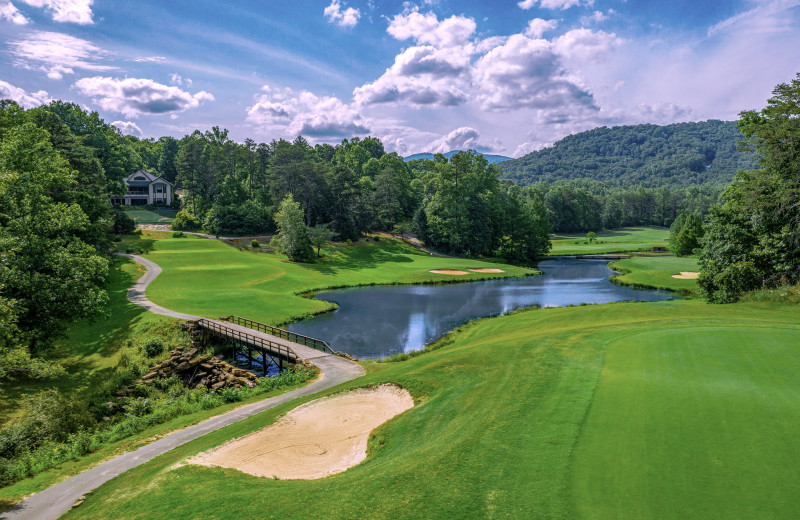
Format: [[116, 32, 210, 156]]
[[195, 316, 335, 376]]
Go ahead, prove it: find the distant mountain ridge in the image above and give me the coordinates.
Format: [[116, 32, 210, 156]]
[[499, 120, 758, 187], [404, 150, 512, 164]]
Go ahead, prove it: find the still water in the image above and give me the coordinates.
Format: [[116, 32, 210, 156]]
[[289, 258, 673, 359]]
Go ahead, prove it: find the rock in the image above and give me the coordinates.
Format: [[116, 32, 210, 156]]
[[175, 361, 192, 371], [72, 496, 85, 508], [106, 401, 116, 409], [231, 368, 251, 378], [142, 372, 157, 380], [211, 381, 225, 390], [200, 363, 213, 370], [185, 348, 199, 358], [102, 416, 111, 422]]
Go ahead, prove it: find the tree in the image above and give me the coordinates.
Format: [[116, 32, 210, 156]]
[[670, 213, 703, 256], [274, 194, 314, 262], [586, 231, 598, 243], [699, 73, 800, 302], [310, 224, 335, 257]]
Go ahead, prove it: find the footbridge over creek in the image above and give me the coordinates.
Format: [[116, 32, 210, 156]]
[[196, 315, 338, 376]]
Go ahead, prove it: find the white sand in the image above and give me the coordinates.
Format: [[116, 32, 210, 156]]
[[189, 384, 413, 480], [672, 271, 700, 279], [429, 269, 469, 275], [468, 268, 505, 273]]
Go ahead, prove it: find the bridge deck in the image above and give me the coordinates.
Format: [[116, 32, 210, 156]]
[[198, 319, 333, 364]]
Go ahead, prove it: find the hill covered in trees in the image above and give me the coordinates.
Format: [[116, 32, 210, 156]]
[[499, 120, 758, 187], [405, 151, 511, 164]]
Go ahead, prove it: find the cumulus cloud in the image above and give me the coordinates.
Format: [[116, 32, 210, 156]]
[[387, 8, 476, 47], [111, 120, 143, 137], [552, 28, 623, 61], [0, 79, 49, 108], [19, 0, 94, 24], [1, 1, 28, 24], [247, 86, 370, 138], [74, 77, 214, 118], [524, 18, 558, 39], [518, 0, 593, 10], [324, 0, 360, 28], [8, 30, 115, 79], [430, 126, 502, 153]]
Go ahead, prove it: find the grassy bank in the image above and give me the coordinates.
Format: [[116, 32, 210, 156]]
[[62, 298, 800, 519], [550, 226, 668, 255], [123, 207, 177, 225], [138, 231, 535, 325], [609, 255, 700, 294]]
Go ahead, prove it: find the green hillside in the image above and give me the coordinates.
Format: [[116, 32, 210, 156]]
[[500, 120, 757, 187]]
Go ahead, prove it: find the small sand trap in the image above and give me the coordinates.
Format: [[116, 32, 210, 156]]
[[468, 268, 505, 273], [429, 269, 469, 275], [189, 384, 413, 480], [672, 271, 700, 279]]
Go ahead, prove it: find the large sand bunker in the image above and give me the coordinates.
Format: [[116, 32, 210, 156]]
[[468, 268, 505, 273], [672, 271, 700, 279], [189, 384, 413, 480], [429, 269, 469, 275]]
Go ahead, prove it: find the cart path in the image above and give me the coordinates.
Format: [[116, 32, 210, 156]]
[[2, 255, 364, 520]]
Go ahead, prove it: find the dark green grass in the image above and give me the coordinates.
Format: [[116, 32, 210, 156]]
[[123, 207, 178, 224], [609, 255, 700, 293], [550, 227, 668, 255], [62, 300, 800, 519]]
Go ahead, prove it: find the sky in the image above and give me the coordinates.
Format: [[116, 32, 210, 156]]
[[0, 0, 798, 157]]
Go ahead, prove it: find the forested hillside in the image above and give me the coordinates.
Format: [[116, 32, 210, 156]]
[[500, 120, 758, 187], [405, 151, 511, 164]]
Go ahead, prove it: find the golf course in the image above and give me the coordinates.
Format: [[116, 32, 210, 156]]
[[8, 231, 789, 520]]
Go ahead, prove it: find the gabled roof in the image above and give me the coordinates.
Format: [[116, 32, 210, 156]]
[[124, 169, 173, 186]]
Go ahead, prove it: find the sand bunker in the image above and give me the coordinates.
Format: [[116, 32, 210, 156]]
[[468, 268, 505, 273], [189, 384, 413, 480], [672, 271, 700, 279], [429, 269, 469, 275]]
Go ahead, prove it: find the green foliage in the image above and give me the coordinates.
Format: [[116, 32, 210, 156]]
[[250, 239, 260, 248], [112, 207, 136, 235], [274, 194, 314, 262], [309, 224, 335, 257], [140, 338, 163, 357], [171, 209, 202, 231], [500, 120, 757, 187], [670, 213, 704, 256], [203, 201, 272, 236], [699, 73, 800, 302], [172, 231, 186, 238], [586, 231, 598, 243]]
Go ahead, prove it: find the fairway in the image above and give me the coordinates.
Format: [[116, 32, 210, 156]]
[[571, 326, 800, 519], [123, 207, 178, 225], [61, 299, 800, 519], [141, 232, 535, 325], [610, 255, 700, 293], [550, 227, 668, 255]]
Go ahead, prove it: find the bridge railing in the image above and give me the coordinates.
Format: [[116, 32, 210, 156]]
[[223, 315, 335, 354], [198, 318, 298, 362]]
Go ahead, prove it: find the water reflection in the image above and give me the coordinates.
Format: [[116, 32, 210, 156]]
[[289, 259, 672, 359]]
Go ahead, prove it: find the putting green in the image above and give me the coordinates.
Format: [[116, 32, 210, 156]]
[[571, 326, 800, 519]]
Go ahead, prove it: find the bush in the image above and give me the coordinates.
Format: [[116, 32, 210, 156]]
[[141, 338, 164, 357], [172, 231, 186, 238], [172, 209, 202, 232], [112, 207, 137, 235], [251, 239, 260, 248], [269, 235, 284, 252]]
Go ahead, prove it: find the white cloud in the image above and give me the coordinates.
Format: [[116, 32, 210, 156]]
[[133, 56, 168, 63], [169, 73, 191, 87], [0, 1, 28, 24], [19, 0, 94, 24], [524, 18, 558, 39], [324, 0, 360, 28], [518, 0, 593, 10], [430, 126, 503, 153], [553, 28, 623, 62], [8, 30, 115, 79], [74, 77, 214, 118], [111, 120, 143, 137], [0, 79, 49, 108], [707, 0, 800, 37], [387, 9, 476, 47], [247, 86, 370, 138]]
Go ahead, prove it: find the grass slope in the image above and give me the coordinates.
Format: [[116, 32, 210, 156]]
[[141, 232, 535, 324], [549, 227, 668, 255], [123, 207, 177, 225], [63, 299, 800, 520], [610, 255, 700, 293]]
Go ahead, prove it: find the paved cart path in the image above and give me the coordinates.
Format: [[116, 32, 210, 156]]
[[2, 255, 364, 520]]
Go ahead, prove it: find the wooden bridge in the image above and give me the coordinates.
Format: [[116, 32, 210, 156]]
[[196, 316, 335, 376]]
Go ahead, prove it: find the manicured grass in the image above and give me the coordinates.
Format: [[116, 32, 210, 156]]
[[550, 226, 668, 255], [141, 232, 536, 325], [0, 258, 169, 426], [610, 255, 700, 293], [123, 207, 177, 225], [62, 299, 800, 519]]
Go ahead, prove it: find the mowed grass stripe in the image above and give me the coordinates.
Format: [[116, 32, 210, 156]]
[[570, 326, 800, 520]]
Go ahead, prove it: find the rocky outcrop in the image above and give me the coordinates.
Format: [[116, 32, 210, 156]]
[[137, 346, 259, 390]]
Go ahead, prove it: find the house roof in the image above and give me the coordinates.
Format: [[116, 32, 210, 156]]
[[124, 169, 173, 186]]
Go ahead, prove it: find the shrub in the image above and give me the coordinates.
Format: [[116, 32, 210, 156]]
[[251, 239, 261, 248], [112, 207, 137, 235], [172, 209, 202, 231], [141, 338, 164, 357], [269, 236, 284, 252], [347, 239, 353, 246], [172, 231, 186, 238]]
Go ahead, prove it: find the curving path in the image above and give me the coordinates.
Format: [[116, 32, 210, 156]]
[[2, 255, 364, 520]]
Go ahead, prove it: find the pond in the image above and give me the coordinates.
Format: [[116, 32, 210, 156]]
[[288, 258, 673, 359]]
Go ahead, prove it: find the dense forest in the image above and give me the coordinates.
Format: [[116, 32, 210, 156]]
[[500, 120, 758, 187]]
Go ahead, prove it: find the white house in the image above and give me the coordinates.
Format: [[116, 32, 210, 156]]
[[111, 169, 174, 206]]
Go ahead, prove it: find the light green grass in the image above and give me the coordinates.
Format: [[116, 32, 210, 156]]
[[141, 231, 536, 325], [62, 299, 800, 519], [610, 255, 700, 293], [123, 207, 177, 225], [550, 226, 668, 255]]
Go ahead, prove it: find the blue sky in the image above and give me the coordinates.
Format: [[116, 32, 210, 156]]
[[1, 0, 799, 157]]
